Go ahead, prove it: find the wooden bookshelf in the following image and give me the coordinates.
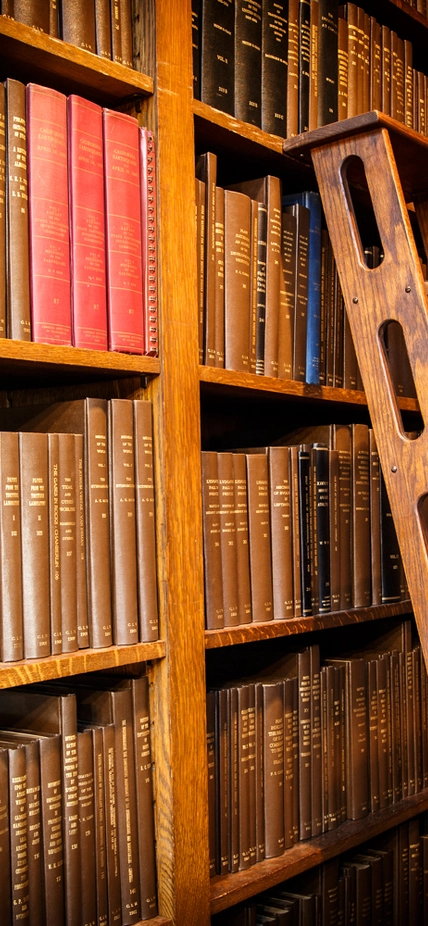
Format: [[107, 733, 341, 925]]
[[0, 339, 159, 388]]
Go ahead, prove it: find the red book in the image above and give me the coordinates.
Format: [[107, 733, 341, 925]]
[[103, 109, 144, 354], [140, 127, 158, 357], [68, 95, 108, 350], [26, 83, 71, 345]]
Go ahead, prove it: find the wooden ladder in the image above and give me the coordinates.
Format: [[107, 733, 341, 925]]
[[284, 112, 428, 667]]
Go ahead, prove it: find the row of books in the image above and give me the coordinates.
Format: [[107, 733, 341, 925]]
[[0, 673, 157, 926], [193, 0, 428, 142], [212, 816, 428, 924], [202, 423, 407, 631], [0, 397, 158, 663], [207, 624, 426, 877], [1, 78, 157, 354], [196, 161, 419, 393], [1, 0, 134, 66]]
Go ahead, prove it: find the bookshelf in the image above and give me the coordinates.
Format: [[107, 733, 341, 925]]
[[2, 1, 428, 925]]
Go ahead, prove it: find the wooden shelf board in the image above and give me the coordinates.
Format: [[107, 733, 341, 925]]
[[0, 640, 166, 689], [0, 340, 159, 387], [210, 788, 428, 913], [0, 16, 153, 103], [142, 918, 172, 926], [205, 600, 413, 648], [199, 366, 419, 412]]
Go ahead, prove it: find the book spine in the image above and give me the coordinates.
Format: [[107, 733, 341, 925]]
[[39, 734, 65, 926], [298, 0, 311, 132], [237, 684, 252, 869], [298, 646, 312, 839], [85, 398, 113, 648], [227, 686, 239, 872], [102, 724, 121, 924], [61, 0, 96, 51], [309, 0, 319, 132], [9, 744, 30, 923], [247, 685, 256, 867], [255, 201, 267, 374], [317, 0, 338, 125], [298, 447, 312, 616], [0, 749, 10, 924], [75, 434, 89, 648], [23, 738, 42, 926], [329, 448, 340, 611], [58, 433, 78, 652], [218, 452, 240, 627], [287, 0, 299, 136], [233, 453, 252, 624], [404, 39, 413, 128], [50, 0, 59, 36], [207, 690, 216, 877], [261, 0, 287, 137], [262, 681, 285, 858], [200, 0, 235, 114], [140, 127, 158, 357], [290, 203, 310, 382], [131, 677, 157, 917], [77, 729, 97, 926], [333, 424, 352, 609], [216, 688, 230, 873], [133, 400, 159, 641], [19, 431, 50, 659], [13, 0, 49, 30], [284, 677, 296, 847], [195, 152, 217, 366], [109, 399, 139, 644], [369, 431, 381, 606], [224, 190, 251, 372], [278, 209, 295, 381], [5, 78, 31, 340], [370, 16, 381, 110], [310, 644, 322, 837], [234, 0, 262, 127], [27, 83, 71, 345], [201, 450, 224, 630], [68, 95, 108, 351], [111, 688, 141, 924], [0, 84, 5, 337], [0, 431, 23, 661], [351, 423, 371, 608], [48, 432, 62, 655], [269, 447, 294, 619], [312, 444, 331, 613], [289, 446, 302, 616], [214, 186, 225, 367], [95, 0, 112, 57], [88, 726, 108, 926], [337, 15, 348, 120], [192, 0, 201, 98], [264, 176, 282, 378], [103, 109, 144, 354], [249, 199, 257, 373], [379, 467, 401, 604], [381, 24, 391, 115], [196, 177, 205, 363], [119, 0, 133, 67], [246, 452, 273, 621]]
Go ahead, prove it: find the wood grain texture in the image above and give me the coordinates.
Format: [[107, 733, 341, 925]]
[[147, 0, 211, 923], [0, 340, 159, 389], [210, 789, 428, 912], [0, 15, 153, 102], [205, 600, 413, 648], [0, 641, 165, 689]]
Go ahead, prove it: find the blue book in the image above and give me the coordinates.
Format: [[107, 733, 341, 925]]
[[282, 191, 322, 384]]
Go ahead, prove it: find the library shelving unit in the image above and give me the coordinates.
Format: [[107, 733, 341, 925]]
[[3, 1, 428, 925]]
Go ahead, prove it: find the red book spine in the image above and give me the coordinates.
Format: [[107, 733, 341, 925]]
[[140, 127, 158, 357], [103, 109, 144, 354], [68, 95, 108, 350], [26, 83, 71, 345]]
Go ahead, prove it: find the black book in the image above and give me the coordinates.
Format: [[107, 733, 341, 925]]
[[298, 447, 312, 616], [379, 469, 401, 604], [317, 0, 338, 125], [235, 0, 262, 126], [311, 444, 331, 613], [261, 0, 288, 136], [192, 0, 201, 98], [298, 0, 311, 132], [201, 0, 234, 114]]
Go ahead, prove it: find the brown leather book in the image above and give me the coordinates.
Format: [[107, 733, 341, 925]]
[[207, 690, 216, 876], [247, 684, 256, 867], [0, 431, 23, 662], [366, 664, 379, 813], [83, 724, 108, 926], [289, 445, 302, 616], [227, 685, 239, 872], [332, 423, 352, 609], [404, 39, 413, 128], [109, 399, 138, 645], [254, 682, 265, 863], [337, 15, 348, 121], [119, 0, 133, 66], [128, 676, 157, 916], [61, 0, 96, 52], [218, 452, 240, 627], [284, 202, 309, 383], [287, 0, 299, 137], [344, 3, 359, 118], [381, 24, 391, 116], [110, 0, 122, 63], [268, 447, 293, 620], [310, 645, 322, 838], [369, 430, 381, 606], [216, 687, 230, 873], [358, 7, 370, 114], [77, 728, 97, 926], [329, 448, 340, 612], [196, 152, 217, 366], [249, 199, 257, 374], [19, 431, 50, 659], [201, 451, 224, 629], [14, 0, 49, 29], [49, 432, 79, 655], [237, 684, 252, 870], [50, 0, 58, 36], [133, 400, 159, 641], [320, 665, 335, 831], [215, 186, 225, 368], [196, 177, 205, 363], [101, 723, 121, 925], [38, 733, 65, 925], [283, 676, 296, 847], [255, 201, 267, 374], [75, 433, 89, 649], [369, 16, 381, 111], [233, 453, 252, 624], [278, 210, 296, 381], [5, 78, 31, 341], [391, 31, 405, 124], [95, 0, 112, 57], [350, 423, 371, 608], [246, 452, 273, 621], [224, 189, 251, 372], [8, 743, 30, 923], [262, 680, 285, 858], [309, 0, 319, 132], [0, 85, 5, 338], [376, 655, 391, 809], [327, 656, 369, 820]]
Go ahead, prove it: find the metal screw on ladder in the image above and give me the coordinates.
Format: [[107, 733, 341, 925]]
[[405, 286, 411, 292], [391, 466, 398, 473], [353, 297, 358, 303]]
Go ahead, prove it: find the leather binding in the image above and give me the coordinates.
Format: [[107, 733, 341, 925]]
[[381, 23, 391, 115], [337, 14, 348, 120], [297, 446, 312, 616], [2, 735, 42, 926], [246, 452, 273, 621], [234, 0, 262, 127], [391, 31, 405, 123], [298, 0, 311, 132], [218, 452, 240, 627], [405, 645, 415, 796], [0, 745, 14, 918], [195, 177, 205, 363], [379, 467, 401, 604], [328, 657, 369, 820], [0, 85, 5, 337], [95, 0, 112, 58], [39, 734, 65, 925], [51, 433, 78, 654], [262, 680, 285, 858], [350, 423, 371, 608], [103, 109, 144, 354], [310, 644, 322, 837], [27, 83, 72, 345], [332, 424, 352, 609], [283, 676, 296, 847], [359, 7, 370, 114], [84, 724, 108, 926], [119, 0, 133, 67], [101, 723, 121, 924], [329, 448, 340, 611], [227, 176, 282, 379], [289, 445, 302, 616], [247, 684, 256, 866], [201, 450, 224, 629], [333, 256, 343, 389], [268, 446, 293, 620], [200, 0, 234, 115], [192, 0, 201, 98], [1, 0, 14, 13], [297, 647, 312, 839], [133, 400, 159, 641], [214, 185, 225, 367], [68, 95, 108, 350], [128, 676, 157, 917], [343, 304, 358, 390], [61, 0, 96, 52], [227, 685, 239, 872], [207, 689, 216, 876], [195, 153, 217, 366], [408, 817, 422, 925], [420, 648, 428, 790], [287, 0, 299, 137], [344, 3, 358, 118], [389, 650, 403, 803], [369, 16, 381, 111], [237, 684, 252, 870], [50, 0, 58, 36], [19, 431, 50, 658], [77, 728, 97, 926], [317, 0, 338, 126], [404, 39, 413, 128], [309, 0, 319, 133], [108, 399, 138, 645], [5, 78, 31, 341], [140, 128, 158, 358], [376, 656, 391, 809], [8, 743, 30, 922], [254, 682, 265, 863], [75, 433, 89, 649], [48, 432, 62, 655], [110, 0, 122, 63], [249, 199, 257, 373], [285, 202, 310, 382], [278, 209, 296, 381], [216, 687, 230, 873], [255, 201, 267, 374], [367, 658, 380, 812], [324, 234, 335, 387], [0, 431, 23, 662], [261, 0, 287, 137], [233, 453, 252, 624], [14, 0, 49, 30], [319, 228, 328, 384], [224, 189, 251, 372], [311, 444, 331, 613], [412, 647, 422, 792]]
